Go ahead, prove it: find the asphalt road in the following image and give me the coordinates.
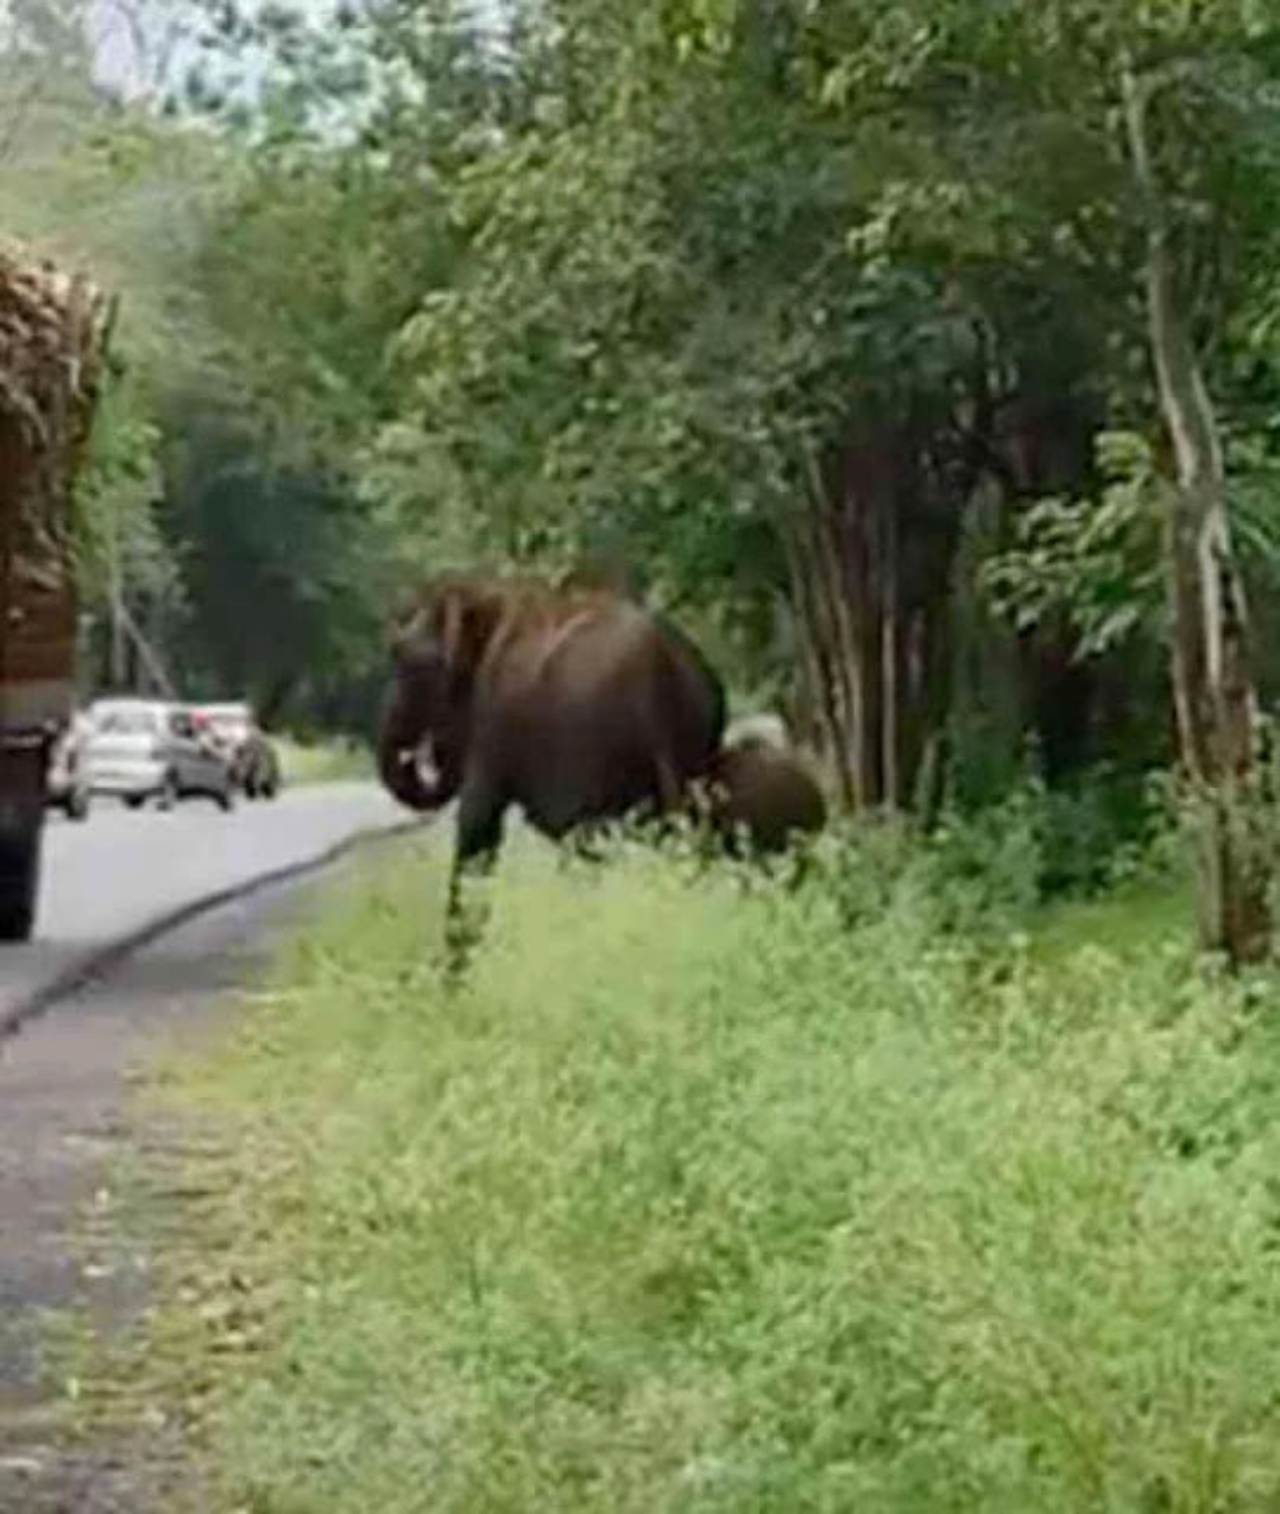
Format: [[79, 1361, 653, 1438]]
[[0, 781, 418, 1034], [0, 851, 382, 1511], [0, 784, 426, 1508]]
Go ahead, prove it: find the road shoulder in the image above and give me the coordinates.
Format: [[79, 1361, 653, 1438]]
[[0, 860, 365, 1512]]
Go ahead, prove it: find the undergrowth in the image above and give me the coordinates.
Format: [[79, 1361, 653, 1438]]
[[274, 733, 371, 786], [111, 823, 1280, 1512]]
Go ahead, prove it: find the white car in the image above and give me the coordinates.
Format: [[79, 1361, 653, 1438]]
[[84, 698, 236, 812], [45, 710, 93, 821]]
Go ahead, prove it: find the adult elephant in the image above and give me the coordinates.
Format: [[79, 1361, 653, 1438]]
[[377, 573, 727, 971]]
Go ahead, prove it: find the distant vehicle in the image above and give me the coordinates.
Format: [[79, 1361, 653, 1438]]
[[193, 702, 281, 800], [85, 698, 236, 812], [45, 711, 92, 822]]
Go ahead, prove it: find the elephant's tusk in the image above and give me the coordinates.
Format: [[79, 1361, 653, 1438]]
[[409, 739, 441, 792]]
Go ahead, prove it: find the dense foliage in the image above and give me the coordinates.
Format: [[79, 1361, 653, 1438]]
[[178, 2, 1280, 783], [11, 0, 1280, 921]]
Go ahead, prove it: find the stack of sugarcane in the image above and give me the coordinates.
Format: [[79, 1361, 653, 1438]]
[[0, 242, 112, 610]]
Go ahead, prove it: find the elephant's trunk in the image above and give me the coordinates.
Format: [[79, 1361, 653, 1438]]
[[376, 685, 457, 812]]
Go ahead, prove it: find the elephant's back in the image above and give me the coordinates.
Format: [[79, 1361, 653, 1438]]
[[474, 596, 725, 827], [486, 600, 718, 735], [553, 602, 725, 767]]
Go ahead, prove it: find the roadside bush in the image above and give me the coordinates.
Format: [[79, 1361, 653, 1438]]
[[811, 764, 1174, 945], [273, 733, 371, 785], [130, 829, 1280, 1514], [1032, 764, 1166, 897], [810, 799, 1040, 941]]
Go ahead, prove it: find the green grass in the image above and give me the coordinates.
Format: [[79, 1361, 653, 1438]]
[[120, 833, 1280, 1512], [1029, 877, 1194, 967], [273, 733, 371, 786]]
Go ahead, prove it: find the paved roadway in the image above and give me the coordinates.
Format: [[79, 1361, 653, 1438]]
[[0, 781, 423, 1508], [0, 781, 417, 1033], [0, 835, 402, 1509]]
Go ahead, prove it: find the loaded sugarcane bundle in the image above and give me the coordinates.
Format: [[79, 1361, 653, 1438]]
[[0, 242, 114, 534], [0, 243, 114, 679]]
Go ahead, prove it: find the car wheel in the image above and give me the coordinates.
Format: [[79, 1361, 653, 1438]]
[[124, 794, 146, 810], [0, 815, 43, 942]]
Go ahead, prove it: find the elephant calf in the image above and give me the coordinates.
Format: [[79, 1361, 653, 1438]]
[[707, 737, 827, 857]]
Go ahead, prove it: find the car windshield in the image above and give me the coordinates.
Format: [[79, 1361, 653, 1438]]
[[93, 705, 160, 736], [204, 712, 250, 738], [199, 702, 251, 732]]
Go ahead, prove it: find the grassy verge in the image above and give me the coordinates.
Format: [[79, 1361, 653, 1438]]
[[273, 733, 371, 786], [111, 833, 1280, 1511]]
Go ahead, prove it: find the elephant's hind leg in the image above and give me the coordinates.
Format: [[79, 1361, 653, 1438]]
[[558, 819, 615, 868]]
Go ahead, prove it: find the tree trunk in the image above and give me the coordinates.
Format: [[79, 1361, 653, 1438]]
[[259, 671, 299, 728], [881, 484, 900, 810], [799, 443, 863, 805], [118, 599, 177, 698], [107, 525, 127, 690], [1121, 59, 1269, 965], [828, 493, 877, 807], [781, 427, 967, 819], [780, 515, 842, 779]]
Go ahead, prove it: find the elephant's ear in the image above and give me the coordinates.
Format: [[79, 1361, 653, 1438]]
[[387, 578, 479, 673], [387, 594, 433, 670], [432, 580, 503, 690], [436, 586, 465, 673]]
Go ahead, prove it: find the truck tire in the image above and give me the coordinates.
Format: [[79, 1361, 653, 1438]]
[[0, 815, 43, 942]]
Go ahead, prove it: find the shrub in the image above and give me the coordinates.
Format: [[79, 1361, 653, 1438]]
[[127, 830, 1280, 1513]]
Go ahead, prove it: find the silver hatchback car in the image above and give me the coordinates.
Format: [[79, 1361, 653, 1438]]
[[84, 698, 236, 812]]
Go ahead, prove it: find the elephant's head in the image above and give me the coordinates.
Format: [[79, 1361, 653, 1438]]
[[375, 576, 512, 811]]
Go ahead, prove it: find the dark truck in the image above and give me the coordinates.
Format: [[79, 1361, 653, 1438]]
[[0, 246, 110, 940]]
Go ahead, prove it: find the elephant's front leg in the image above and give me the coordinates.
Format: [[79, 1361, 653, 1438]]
[[441, 775, 506, 990]]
